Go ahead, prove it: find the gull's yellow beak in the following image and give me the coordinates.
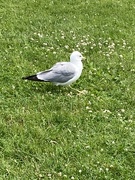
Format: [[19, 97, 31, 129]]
[[82, 56, 86, 60]]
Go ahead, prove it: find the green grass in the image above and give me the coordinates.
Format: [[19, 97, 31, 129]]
[[0, 0, 135, 179]]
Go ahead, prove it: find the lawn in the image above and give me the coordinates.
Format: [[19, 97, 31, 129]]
[[0, 0, 135, 179]]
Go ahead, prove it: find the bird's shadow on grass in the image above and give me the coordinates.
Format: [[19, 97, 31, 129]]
[[29, 82, 71, 95]]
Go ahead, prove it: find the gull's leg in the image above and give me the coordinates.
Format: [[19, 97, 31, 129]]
[[69, 86, 87, 95]]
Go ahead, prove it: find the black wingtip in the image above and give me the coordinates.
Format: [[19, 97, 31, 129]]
[[22, 76, 27, 80], [22, 75, 44, 81]]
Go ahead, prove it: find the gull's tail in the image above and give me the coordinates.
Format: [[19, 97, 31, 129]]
[[22, 74, 44, 82]]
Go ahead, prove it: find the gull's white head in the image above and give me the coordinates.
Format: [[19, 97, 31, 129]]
[[70, 51, 84, 63]]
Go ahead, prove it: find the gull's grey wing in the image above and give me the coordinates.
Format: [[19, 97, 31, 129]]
[[37, 62, 76, 83]]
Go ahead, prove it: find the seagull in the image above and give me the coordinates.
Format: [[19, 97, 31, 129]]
[[22, 51, 85, 93]]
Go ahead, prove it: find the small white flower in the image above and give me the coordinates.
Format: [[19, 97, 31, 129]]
[[12, 85, 15, 89], [106, 168, 109, 171], [58, 172, 62, 176], [98, 42, 102, 47], [61, 36, 65, 39], [65, 45, 69, 49], [79, 169, 82, 173], [103, 109, 111, 113], [30, 37, 34, 41], [86, 106, 90, 110], [89, 110, 92, 113], [99, 168, 103, 172], [121, 109, 125, 113], [48, 174, 51, 177], [71, 176, 75, 180], [63, 174, 67, 178], [118, 113, 121, 116], [37, 33, 43, 38], [119, 55, 123, 58], [106, 54, 110, 57], [43, 43, 47, 46]]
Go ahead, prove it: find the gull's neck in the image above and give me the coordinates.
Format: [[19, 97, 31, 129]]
[[71, 60, 83, 71]]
